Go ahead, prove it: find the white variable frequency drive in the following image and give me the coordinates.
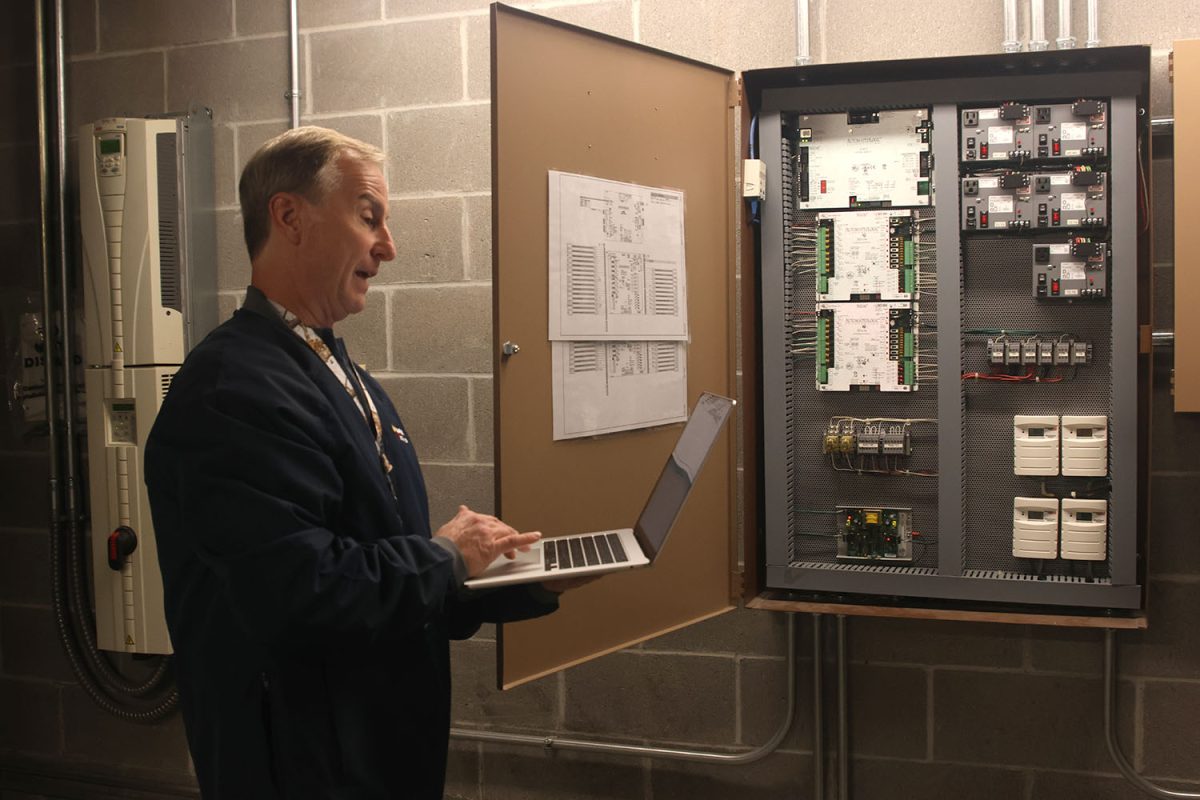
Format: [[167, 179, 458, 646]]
[[79, 111, 215, 654]]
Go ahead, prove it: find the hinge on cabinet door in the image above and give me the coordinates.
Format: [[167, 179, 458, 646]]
[[730, 76, 743, 110], [1169, 51, 1174, 83], [1171, 368, 1176, 396], [1140, 324, 1153, 354]]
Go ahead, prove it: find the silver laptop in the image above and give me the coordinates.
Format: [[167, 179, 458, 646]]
[[464, 393, 735, 589]]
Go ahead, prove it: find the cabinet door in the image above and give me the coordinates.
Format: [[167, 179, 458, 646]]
[[492, 4, 739, 688], [1176, 39, 1200, 412]]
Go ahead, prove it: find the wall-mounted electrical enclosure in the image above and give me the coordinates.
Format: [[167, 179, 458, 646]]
[[750, 46, 1149, 618], [79, 110, 216, 654]]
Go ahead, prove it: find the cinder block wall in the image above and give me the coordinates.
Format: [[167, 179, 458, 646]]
[[1, 2, 1197, 798]]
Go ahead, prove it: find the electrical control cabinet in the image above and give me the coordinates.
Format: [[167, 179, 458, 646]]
[[80, 110, 215, 654], [753, 47, 1149, 615]]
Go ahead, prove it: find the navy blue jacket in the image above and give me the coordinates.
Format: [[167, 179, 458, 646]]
[[146, 290, 555, 798]]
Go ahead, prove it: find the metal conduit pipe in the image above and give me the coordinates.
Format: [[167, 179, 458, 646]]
[[288, 0, 301, 127], [1105, 631, 1200, 799], [1086, 0, 1101, 48], [1002, 0, 1022, 53], [794, 0, 812, 66], [813, 614, 825, 800], [1057, 0, 1077, 49], [836, 614, 849, 800], [1030, 0, 1050, 51], [36, 0, 176, 716], [452, 612, 799, 765]]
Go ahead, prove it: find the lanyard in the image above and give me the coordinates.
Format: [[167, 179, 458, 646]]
[[281, 311, 396, 496]]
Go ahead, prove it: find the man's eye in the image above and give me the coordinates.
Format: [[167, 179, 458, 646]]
[[362, 216, 377, 228]]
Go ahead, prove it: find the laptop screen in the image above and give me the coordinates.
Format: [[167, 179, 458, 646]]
[[633, 393, 735, 559]]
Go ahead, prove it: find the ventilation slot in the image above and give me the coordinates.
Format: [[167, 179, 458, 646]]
[[160, 371, 175, 400], [156, 132, 182, 313]]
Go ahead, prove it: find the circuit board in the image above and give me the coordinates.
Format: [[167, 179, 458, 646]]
[[816, 210, 917, 301], [816, 301, 916, 392], [792, 108, 932, 210], [836, 506, 913, 562]]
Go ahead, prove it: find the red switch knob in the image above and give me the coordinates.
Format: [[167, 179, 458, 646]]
[[107, 526, 137, 570]]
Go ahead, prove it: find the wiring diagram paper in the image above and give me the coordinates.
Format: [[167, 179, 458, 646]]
[[552, 340, 688, 440], [548, 171, 688, 341]]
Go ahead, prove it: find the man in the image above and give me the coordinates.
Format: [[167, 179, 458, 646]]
[[146, 127, 560, 798]]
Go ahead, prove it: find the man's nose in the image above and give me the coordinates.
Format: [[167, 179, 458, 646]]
[[375, 224, 397, 262]]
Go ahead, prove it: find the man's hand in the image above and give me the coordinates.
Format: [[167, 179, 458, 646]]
[[434, 505, 541, 577]]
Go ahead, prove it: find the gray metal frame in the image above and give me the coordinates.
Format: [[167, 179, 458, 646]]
[[757, 56, 1147, 610]]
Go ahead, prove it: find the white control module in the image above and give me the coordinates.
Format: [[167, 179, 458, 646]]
[[1060, 498, 1107, 561], [1013, 497, 1059, 558], [1013, 415, 1060, 475], [1061, 415, 1108, 476]]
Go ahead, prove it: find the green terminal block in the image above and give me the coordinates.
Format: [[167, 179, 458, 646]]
[[903, 240, 915, 266], [903, 359, 915, 386], [903, 331, 915, 358], [816, 224, 831, 293], [817, 317, 829, 384], [904, 267, 915, 294]]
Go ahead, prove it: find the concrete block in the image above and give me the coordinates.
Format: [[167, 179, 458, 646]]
[[235, 121, 289, 178], [1028, 625, 1104, 675], [99, 0, 233, 51], [640, 0, 796, 70], [1098, 1, 1200, 50], [386, 105, 490, 194], [393, 284, 492, 373], [643, 606, 789, 657], [237, 0, 380, 37], [650, 752, 811, 800], [167, 40, 288, 123], [215, 208, 248, 291], [526, 2, 633, 41], [1150, 475, 1200, 576], [1032, 772, 1200, 800], [62, 685, 191, 771], [464, 194, 491, 282], [377, 197, 464, 285], [0, 531, 50, 605], [0, 144, 38, 222], [0, 678, 60, 755], [1143, 680, 1200, 780], [0, 2, 35, 67], [469, 376, 492, 462], [563, 650, 735, 744], [334, 289, 389, 371], [852, 759, 1026, 800], [822, 0, 1003, 63], [373, 375, 471, 462], [68, 53, 164, 132], [0, 453, 49, 529], [465, 15, 488, 102], [217, 292, 240, 324], [848, 617, 1025, 668], [450, 638, 556, 729], [479, 742, 645, 800], [933, 669, 1134, 770], [1, 605, 75, 683], [849, 663, 926, 759], [1119, 581, 1200, 678], [421, 463, 495, 526], [66, 0, 97, 56], [0, 65, 36, 146], [310, 21, 461, 114], [739, 656, 811, 751], [444, 739, 481, 800], [387, 0, 489, 16], [211, 123, 237, 208]]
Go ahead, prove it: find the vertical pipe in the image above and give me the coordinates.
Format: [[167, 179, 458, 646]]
[[1086, 0, 1100, 47], [794, 0, 812, 66], [836, 615, 848, 800], [288, 0, 301, 127], [812, 614, 825, 800], [52, 0, 78, 526], [1057, 0, 1077, 49], [36, 0, 61, 528], [1030, 0, 1050, 51], [1002, 0, 1021, 52]]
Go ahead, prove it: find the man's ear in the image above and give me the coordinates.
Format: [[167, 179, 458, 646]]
[[267, 192, 306, 246]]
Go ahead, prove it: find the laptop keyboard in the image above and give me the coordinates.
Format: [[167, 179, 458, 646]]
[[544, 533, 629, 571]]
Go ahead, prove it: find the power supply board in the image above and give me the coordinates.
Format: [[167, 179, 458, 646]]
[[754, 47, 1148, 617]]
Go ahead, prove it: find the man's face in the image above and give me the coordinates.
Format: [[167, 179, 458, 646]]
[[297, 157, 395, 326]]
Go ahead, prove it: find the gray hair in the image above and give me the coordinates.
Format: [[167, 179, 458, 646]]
[[238, 126, 385, 261]]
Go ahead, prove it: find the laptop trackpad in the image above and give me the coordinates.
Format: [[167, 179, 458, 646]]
[[478, 545, 544, 579]]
